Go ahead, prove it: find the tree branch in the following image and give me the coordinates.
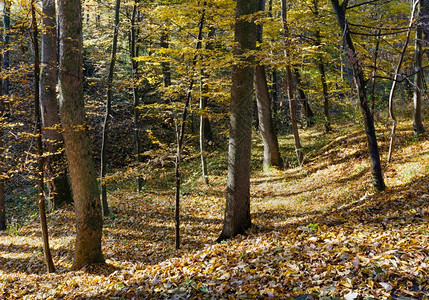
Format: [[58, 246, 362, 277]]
[[347, 0, 393, 10]]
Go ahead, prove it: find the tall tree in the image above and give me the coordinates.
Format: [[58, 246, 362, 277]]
[[387, 0, 418, 163], [0, 122, 4, 231], [199, 79, 209, 183], [254, 0, 283, 170], [160, 32, 171, 89], [294, 68, 314, 128], [312, 0, 331, 132], [0, 36, 5, 231], [40, 0, 72, 209], [58, 0, 104, 270], [199, 27, 216, 184], [0, 0, 10, 232], [413, 0, 426, 135], [330, 0, 385, 192], [2, 0, 10, 97], [369, 28, 381, 113], [100, 0, 121, 216], [218, 0, 258, 241], [129, 0, 144, 192], [31, 0, 55, 272], [281, 0, 303, 166], [174, 1, 207, 249]]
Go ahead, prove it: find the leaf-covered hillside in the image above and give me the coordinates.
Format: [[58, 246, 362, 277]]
[[0, 120, 428, 299]]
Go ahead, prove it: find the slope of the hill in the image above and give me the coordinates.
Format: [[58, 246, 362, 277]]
[[0, 119, 427, 299]]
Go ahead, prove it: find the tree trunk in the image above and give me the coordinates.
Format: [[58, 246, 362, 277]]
[[31, 0, 55, 273], [271, 69, 279, 116], [218, 0, 258, 241], [2, 0, 10, 97], [255, 0, 282, 171], [313, 0, 331, 132], [294, 68, 314, 128], [0, 124, 4, 231], [387, 0, 418, 163], [281, 0, 303, 166], [255, 65, 283, 170], [199, 27, 215, 184], [58, 0, 104, 270], [130, 1, 144, 192], [0, 4, 9, 231], [40, 0, 72, 209], [370, 28, 381, 113], [203, 29, 215, 145], [100, 0, 121, 216], [413, 0, 425, 135], [267, 0, 279, 117], [199, 77, 209, 184], [331, 0, 385, 192], [423, 0, 429, 49], [160, 32, 171, 89], [319, 59, 331, 133], [175, 2, 206, 249], [0, 44, 5, 231]]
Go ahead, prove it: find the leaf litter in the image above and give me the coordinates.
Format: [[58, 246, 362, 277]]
[[0, 122, 427, 299]]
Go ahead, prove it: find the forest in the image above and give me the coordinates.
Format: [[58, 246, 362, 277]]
[[0, 0, 428, 298]]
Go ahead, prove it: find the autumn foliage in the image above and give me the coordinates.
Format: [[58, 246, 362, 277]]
[[0, 0, 428, 298], [0, 117, 427, 299]]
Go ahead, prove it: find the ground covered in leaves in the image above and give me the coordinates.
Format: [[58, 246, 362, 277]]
[[0, 120, 428, 299]]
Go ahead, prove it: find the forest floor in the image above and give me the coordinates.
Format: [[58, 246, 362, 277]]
[[0, 117, 428, 299]]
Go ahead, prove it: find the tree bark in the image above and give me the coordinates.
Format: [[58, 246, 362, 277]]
[[281, 0, 303, 166], [271, 69, 279, 116], [40, 0, 72, 209], [0, 123, 4, 231], [199, 76, 209, 184], [423, 0, 429, 48], [267, 0, 279, 117], [331, 0, 385, 192], [130, 0, 144, 192], [370, 28, 381, 113], [100, 0, 121, 216], [319, 59, 331, 133], [312, 0, 330, 132], [175, 2, 206, 249], [255, 0, 282, 171], [0, 3, 10, 230], [294, 68, 314, 128], [218, 0, 258, 241], [0, 39, 5, 231], [58, 0, 104, 270], [413, 0, 425, 135], [31, 0, 55, 273], [2, 0, 10, 97], [199, 27, 215, 184], [255, 65, 283, 170], [160, 32, 171, 89], [387, 0, 418, 163]]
